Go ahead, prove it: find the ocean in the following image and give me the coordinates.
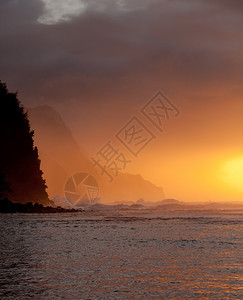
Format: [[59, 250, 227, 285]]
[[0, 211, 242, 299]]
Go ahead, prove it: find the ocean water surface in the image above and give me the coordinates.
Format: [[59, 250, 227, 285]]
[[0, 211, 242, 299]]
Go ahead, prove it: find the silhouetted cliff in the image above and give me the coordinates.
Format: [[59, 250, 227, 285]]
[[0, 81, 51, 205]]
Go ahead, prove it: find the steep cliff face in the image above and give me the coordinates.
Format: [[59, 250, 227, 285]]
[[0, 82, 51, 206], [29, 105, 165, 205], [29, 105, 93, 200]]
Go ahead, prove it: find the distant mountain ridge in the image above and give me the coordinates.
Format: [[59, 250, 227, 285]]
[[29, 105, 165, 206]]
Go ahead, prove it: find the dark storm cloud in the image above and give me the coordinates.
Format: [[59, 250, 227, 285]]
[[212, 0, 243, 12], [0, 0, 242, 104], [0, 0, 44, 28]]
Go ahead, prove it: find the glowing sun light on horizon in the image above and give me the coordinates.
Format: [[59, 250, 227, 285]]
[[221, 157, 243, 193]]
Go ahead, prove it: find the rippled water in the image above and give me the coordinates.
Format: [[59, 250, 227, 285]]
[[0, 212, 242, 299]]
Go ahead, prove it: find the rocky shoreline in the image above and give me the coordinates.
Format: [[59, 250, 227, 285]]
[[0, 199, 79, 213]]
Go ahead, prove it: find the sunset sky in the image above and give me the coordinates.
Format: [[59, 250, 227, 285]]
[[0, 0, 243, 202]]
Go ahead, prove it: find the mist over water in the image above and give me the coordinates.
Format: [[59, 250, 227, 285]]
[[1, 211, 242, 299], [1, 1, 243, 299]]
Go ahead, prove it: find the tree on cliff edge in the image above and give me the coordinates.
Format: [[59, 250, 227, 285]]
[[0, 81, 51, 205]]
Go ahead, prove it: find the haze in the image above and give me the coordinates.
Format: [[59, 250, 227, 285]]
[[1, 0, 243, 203]]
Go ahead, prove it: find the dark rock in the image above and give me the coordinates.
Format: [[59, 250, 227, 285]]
[[0, 198, 79, 213]]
